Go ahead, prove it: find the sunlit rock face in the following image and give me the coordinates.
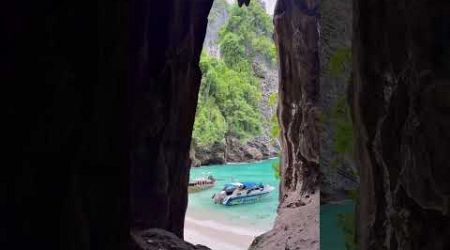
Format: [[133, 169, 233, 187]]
[[250, 0, 320, 249], [352, 0, 450, 248], [128, 0, 213, 238]]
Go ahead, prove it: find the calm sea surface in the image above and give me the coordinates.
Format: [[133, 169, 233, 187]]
[[188, 158, 280, 231], [188, 158, 353, 249]]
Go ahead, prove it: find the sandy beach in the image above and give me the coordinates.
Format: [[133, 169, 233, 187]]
[[185, 160, 279, 250], [184, 209, 267, 250]]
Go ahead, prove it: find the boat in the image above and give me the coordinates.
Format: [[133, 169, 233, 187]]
[[212, 181, 274, 206], [188, 175, 216, 193]]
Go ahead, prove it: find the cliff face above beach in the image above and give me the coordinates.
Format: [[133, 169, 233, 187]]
[[190, 136, 279, 166], [190, 0, 280, 167]]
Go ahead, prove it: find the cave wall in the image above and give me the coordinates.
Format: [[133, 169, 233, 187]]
[[128, 0, 213, 238], [4, 0, 213, 248], [250, 0, 320, 249], [352, 0, 450, 248], [4, 1, 128, 249]]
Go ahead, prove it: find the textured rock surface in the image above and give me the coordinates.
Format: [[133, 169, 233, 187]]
[[190, 136, 278, 167], [250, 0, 321, 249], [226, 138, 266, 162], [192, 142, 227, 166], [203, 0, 229, 58], [128, 0, 213, 238], [353, 0, 450, 248], [256, 57, 280, 143], [130, 229, 210, 250], [249, 192, 320, 250]]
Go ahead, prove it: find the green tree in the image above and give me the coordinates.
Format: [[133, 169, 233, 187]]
[[220, 0, 276, 64], [193, 52, 262, 144], [192, 98, 227, 146]]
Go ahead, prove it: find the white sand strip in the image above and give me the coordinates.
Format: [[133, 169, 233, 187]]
[[184, 215, 265, 250]]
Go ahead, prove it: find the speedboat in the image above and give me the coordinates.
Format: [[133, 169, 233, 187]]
[[188, 175, 216, 193], [212, 181, 274, 206]]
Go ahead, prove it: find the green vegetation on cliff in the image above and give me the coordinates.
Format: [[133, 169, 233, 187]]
[[193, 0, 276, 147], [220, 1, 276, 64], [326, 47, 354, 167], [332, 96, 353, 154], [194, 53, 261, 146]]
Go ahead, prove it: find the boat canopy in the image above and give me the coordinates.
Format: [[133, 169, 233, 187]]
[[223, 181, 262, 190], [241, 181, 258, 189]]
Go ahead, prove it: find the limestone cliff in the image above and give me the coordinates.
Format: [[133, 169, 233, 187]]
[[190, 136, 279, 167], [190, 0, 280, 167], [203, 0, 229, 58]]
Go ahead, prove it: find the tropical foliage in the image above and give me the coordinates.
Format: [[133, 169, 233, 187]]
[[220, 1, 276, 64], [192, 0, 276, 146]]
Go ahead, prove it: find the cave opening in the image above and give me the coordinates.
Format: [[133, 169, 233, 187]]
[[127, 0, 321, 248], [185, 1, 281, 249]]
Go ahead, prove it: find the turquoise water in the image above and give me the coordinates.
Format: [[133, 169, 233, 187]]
[[187, 158, 280, 231], [320, 200, 355, 250], [188, 158, 354, 248]]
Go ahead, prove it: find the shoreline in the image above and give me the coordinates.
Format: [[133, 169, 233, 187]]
[[186, 158, 279, 249], [192, 157, 279, 168], [184, 208, 267, 250]]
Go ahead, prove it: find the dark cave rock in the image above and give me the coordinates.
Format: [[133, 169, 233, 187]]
[[130, 229, 210, 250], [128, 0, 214, 238], [352, 0, 450, 248], [4, 1, 129, 249]]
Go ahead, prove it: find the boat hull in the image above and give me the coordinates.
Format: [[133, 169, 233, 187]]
[[188, 184, 214, 193], [223, 191, 272, 206]]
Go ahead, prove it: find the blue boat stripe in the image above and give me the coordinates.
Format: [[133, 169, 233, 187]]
[[224, 192, 271, 205]]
